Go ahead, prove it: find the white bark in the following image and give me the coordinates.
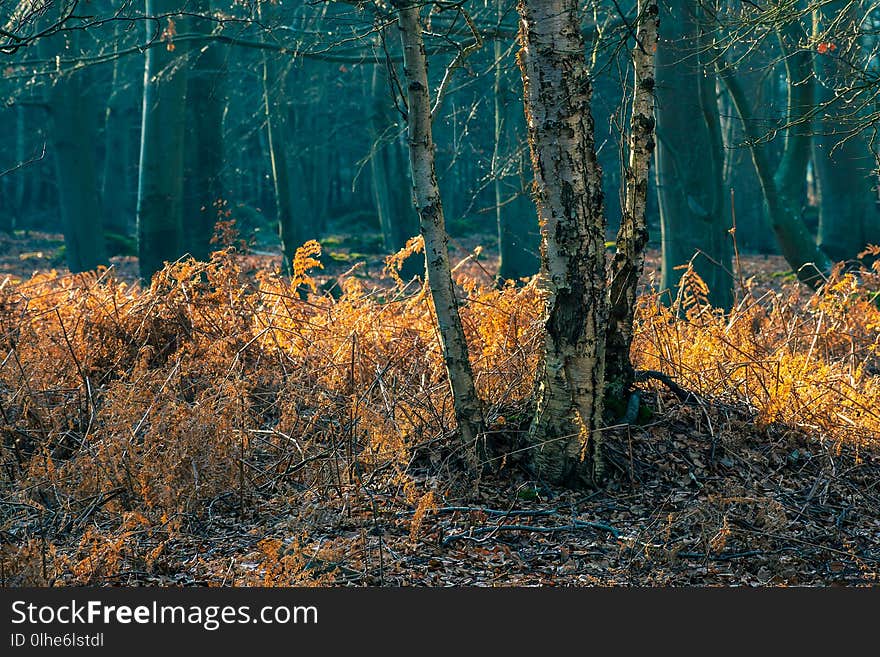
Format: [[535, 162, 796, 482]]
[[518, 0, 608, 485], [606, 0, 659, 393], [397, 2, 484, 475]]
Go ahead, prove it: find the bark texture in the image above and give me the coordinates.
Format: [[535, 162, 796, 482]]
[[517, 0, 608, 486], [397, 1, 484, 473], [606, 0, 659, 397]]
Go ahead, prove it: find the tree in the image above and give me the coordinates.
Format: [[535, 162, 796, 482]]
[[493, 11, 539, 283], [516, 0, 658, 486], [606, 0, 660, 395], [183, 0, 226, 262], [137, 1, 188, 281], [654, 0, 732, 308], [396, 0, 484, 476], [38, 8, 107, 273], [719, 13, 831, 286], [100, 6, 140, 254], [516, 0, 611, 486], [368, 51, 420, 278], [812, 0, 880, 263]]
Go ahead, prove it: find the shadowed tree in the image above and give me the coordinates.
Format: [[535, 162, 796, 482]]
[[655, 0, 732, 308], [183, 0, 225, 262], [719, 13, 831, 286], [812, 0, 880, 263], [137, 1, 188, 281], [38, 9, 107, 272], [493, 3, 538, 283], [368, 56, 420, 279]]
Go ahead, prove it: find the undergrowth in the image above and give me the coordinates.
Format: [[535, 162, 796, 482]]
[[1, 241, 878, 585]]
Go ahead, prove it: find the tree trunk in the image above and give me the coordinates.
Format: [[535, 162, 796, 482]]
[[258, 3, 301, 274], [517, 0, 609, 486], [396, 1, 483, 475], [183, 0, 225, 262], [137, 0, 187, 281], [605, 0, 659, 398], [101, 16, 138, 253], [369, 59, 420, 279], [494, 4, 539, 283], [39, 23, 107, 272], [654, 0, 731, 309]]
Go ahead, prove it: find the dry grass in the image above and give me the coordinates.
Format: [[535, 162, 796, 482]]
[[1, 240, 878, 585]]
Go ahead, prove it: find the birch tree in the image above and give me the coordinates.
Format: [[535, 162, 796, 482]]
[[395, 0, 484, 475], [606, 0, 660, 395], [515, 0, 659, 485], [516, 0, 610, 486]]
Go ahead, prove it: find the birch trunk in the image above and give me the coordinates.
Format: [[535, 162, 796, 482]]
[[517, 0, 609, 486], [396, 2, 483, 474], [605, 0, 659, 397]]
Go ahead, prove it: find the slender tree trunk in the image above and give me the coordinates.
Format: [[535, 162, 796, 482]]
[[39, 21, 107, 272], [396, 1, 483, 475], [102, 17, 137, 252], [605, 0, 659, 397], [286, 97, 317, 244], [493, 4, 539, 283], [137, 0, 187, 281], [517, 0, 608, 486], [183, 0, 225, 261], [258, 3, 301, 274]]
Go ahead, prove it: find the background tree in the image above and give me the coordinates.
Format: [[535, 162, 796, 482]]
[[137, 0, 188, 281], [655, 0, 732, 308], [183, 0, 226, 261], [37, 5, 107, 272]]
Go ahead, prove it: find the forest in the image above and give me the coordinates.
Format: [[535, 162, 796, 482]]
[[0, 0, 878, 587]]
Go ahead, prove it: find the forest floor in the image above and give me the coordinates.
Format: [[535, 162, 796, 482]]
[[0, 229, 878, 586]]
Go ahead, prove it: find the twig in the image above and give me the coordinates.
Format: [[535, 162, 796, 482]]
[[395, 506, 559, 518], [442, 521, 620, 546], [634, 370, 700, 403]]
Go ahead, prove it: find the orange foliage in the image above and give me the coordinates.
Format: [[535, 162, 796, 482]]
[[2, 242, 879, 584]]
